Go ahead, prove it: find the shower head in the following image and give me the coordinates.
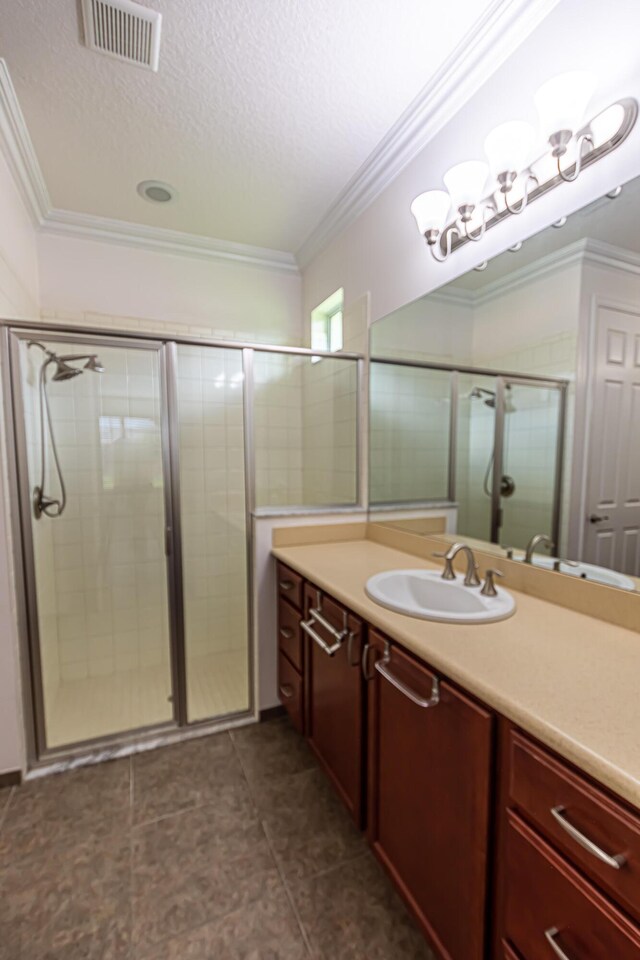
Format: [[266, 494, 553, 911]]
[[84, 355, 104, 373], [469, 386, 517, 413], [52, 359, 83, 382]]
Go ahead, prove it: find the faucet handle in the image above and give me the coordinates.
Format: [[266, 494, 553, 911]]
[[480, 569, 504, 597], [432, 552, 456, 581]]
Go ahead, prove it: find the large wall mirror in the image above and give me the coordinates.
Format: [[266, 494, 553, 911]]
[[368, 174, 640, 593]]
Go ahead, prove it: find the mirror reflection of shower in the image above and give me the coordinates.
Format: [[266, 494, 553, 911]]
[[468, 385, 517, 499], [27, 341, 105, 519]]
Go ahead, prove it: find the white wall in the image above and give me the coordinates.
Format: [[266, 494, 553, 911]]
[[37, 233, 303, 345], [0, 146, 39, 775], [301, 0, 640, 328]]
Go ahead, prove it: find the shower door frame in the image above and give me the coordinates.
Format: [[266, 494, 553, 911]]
[[2, 320, 364, 768], [5, 328, 191, 759], [490, 375, 569, 549]]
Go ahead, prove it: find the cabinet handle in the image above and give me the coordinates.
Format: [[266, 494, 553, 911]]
[[308, 607, 347, 643], [279, 627, 294, 640], [544, 927, 574, 960], [279, 684, 294, 700], [375, 643, 439, 709], [551, 806, 626, 869], [362, 642, 376, 680], [279, 579, 294, 591], [301, 618, 343, 656]]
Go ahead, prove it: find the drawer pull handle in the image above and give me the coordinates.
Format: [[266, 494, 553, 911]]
[[301, 618, 343, 656], [375, 641, 439, 709], [551, 806, 626, 869], [279, 627, 294, 640], [279, 579, 294, 591], [309, 607, 347, 643], [279, 684, 294, 700], [544, 927, 574, 960]]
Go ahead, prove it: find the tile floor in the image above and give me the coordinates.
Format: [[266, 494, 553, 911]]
[[0, 717, 435, 959]]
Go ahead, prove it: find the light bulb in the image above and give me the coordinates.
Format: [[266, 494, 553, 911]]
[[535, 71, 596, 142], [410, 190, 451, 237], [484, 120, 535, 179], [443, 160, 489, 213]]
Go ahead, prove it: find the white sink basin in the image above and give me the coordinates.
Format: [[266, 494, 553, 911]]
[[516, 555, 636, 591], [365, 569, 516, 624]]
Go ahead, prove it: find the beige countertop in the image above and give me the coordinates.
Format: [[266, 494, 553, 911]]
[[272, 537, 640, 810]]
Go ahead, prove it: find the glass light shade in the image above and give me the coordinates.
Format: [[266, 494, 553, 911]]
[[534, 70, 596, 138], [589, 103, 625, 147], [484, 120, 535, 176], [410, 190, 451, 235], [443, 160, 489, 210]]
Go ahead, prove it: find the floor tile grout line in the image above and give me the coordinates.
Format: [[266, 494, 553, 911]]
[[259, 816, 315, 957], [228, 729, 314, 956], [0, 787, 15, 834]]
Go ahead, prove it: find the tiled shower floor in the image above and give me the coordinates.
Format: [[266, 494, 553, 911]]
[[0, 718, 435, 959], [46, 650, 249, 747]]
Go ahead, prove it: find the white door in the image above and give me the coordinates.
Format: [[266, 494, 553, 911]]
[[584, 304, 640, 574]]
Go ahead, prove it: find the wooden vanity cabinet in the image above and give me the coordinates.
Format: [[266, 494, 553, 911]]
[[276, 563, 305, 733], [302, 583, 365, 826], [495, 724, 640, 959], [365, 628, 493, 960]]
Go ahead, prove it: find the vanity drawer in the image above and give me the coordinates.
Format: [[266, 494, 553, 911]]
[[500, 943, 521, 960], [278, 651, 303, 734], [277, 562, 303, 611], [278, 597, 302, 672], [509, 730, 640, 922], [504, 812, 640, 960]]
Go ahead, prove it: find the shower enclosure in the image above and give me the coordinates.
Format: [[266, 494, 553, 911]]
[[370, 359, 568, 551], [4, 324, 362, 763]]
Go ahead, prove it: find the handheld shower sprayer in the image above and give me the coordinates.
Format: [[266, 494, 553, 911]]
[[27, 341, 104, 519]]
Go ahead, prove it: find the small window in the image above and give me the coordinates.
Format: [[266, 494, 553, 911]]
[[311, 289, 344, 360]]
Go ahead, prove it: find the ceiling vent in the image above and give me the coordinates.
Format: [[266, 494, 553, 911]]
[[81, 0, 162, 71]]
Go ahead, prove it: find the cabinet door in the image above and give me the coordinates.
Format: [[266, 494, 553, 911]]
[[366, 630, 493, 960], [303, 584, 364, 826]]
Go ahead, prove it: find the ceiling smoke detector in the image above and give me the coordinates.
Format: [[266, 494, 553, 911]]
[[137, 180, 177, 204], [81, 0, 162, 72]]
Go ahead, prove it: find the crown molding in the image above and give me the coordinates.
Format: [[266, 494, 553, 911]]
[[0, 59, 50, 223], [295, 0, 563, 269], [0, 58, 299, 274], [39, 208, 300, 273], [581, 237, 640, 276]]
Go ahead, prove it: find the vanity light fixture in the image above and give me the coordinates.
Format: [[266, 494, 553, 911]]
[[411, 72, 637, 263]]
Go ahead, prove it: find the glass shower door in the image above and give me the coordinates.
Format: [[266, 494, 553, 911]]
[[493, 378, 565, 552], [14, 334, 174, 750], [174, 344, 250, 722]]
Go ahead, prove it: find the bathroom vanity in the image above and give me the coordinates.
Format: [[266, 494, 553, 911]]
[[273, 540, 640, 960]]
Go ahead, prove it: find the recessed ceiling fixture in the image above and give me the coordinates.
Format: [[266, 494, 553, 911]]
[[137, 180, 177, 204], [81, 0, 162, 72], [411, 73, 637, 263]]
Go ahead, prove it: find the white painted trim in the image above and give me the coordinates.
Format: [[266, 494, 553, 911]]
[[39, 209, 300, 273], [295, 0, 563, 268], [0, 60, 50, 224], [0, 59, 299, 274], [443, 239, 640, 309]]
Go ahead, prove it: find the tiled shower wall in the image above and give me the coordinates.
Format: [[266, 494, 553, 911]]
[[20, 342, 171, 694], [369, 363, 451, 503]]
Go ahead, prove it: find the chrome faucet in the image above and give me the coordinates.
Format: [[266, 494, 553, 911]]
[[433, 543, 481, 587], [524, 533, 554, 564]]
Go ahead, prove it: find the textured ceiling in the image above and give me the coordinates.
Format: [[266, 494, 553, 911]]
[[2, 0, 499, 252]]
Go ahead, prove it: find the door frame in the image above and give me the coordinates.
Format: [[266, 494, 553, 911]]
[[490, 375, 568, 550], [570, 295, 640, 563]]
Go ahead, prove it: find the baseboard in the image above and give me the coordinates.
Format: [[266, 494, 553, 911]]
[[259, 705, 286, 722], [0, 769, 22, 788]]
